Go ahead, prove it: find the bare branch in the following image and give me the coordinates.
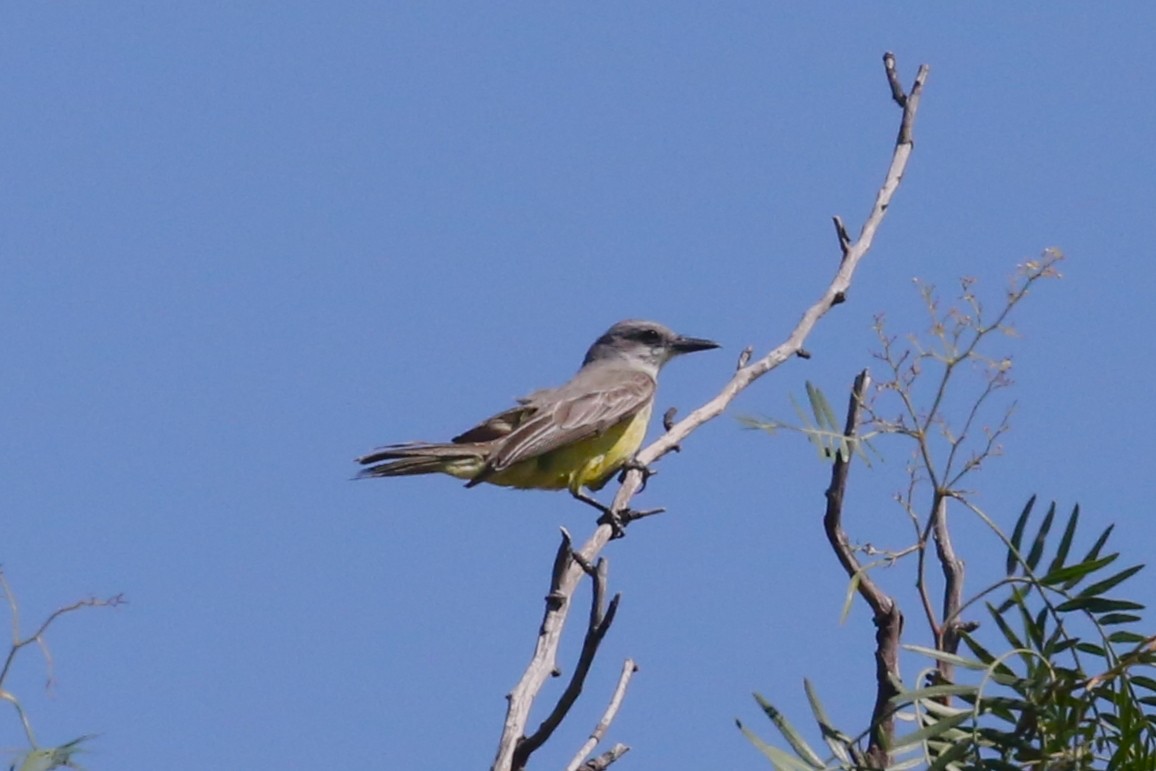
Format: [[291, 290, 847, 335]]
[[0, 570, 125, 691], [0, 569, 124, 750], [613, 57, 929, 514], [491, 55, 929, 771], [931, 493, 965, 690], [821, 371, 903, 767], [508, 550, 624, 770], [566, 660, 638, 771]]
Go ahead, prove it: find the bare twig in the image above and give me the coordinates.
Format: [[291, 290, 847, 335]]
[[0, 569, 124, 748], [614, 57, 928, 509], [832, 216, 852, 257], [509, 550, 624, 771], [566, 660, 638, 771], [822, 371, 903, 767], [491, 55, 929, 771], [0, 572, 125, 690], [883, 52, 907, 106]]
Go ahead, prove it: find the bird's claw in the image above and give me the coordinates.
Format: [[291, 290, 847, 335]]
[[597, 506, 667, 538], [597, 510, 627, 539], [618, 456, 657, 492]]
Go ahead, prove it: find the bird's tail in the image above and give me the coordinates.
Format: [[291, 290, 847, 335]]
[[354, 442, 487, 480]]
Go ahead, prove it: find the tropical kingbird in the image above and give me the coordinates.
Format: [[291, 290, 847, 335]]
[[356, 319, 719, 513]]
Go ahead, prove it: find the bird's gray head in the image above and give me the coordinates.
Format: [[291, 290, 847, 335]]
[[581, 319, 720, 374]]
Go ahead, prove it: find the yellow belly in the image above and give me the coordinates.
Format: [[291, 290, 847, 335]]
[[485, 403, 652, 494]]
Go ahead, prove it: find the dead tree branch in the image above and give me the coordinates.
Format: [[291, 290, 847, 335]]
[[0, 568, 124, 749], [822, 371, 903, 767], [512, 554, 622, 770], [565, 659, 638, 771], [491, 54, 929, 771]]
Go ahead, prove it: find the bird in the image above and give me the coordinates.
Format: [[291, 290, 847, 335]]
[[356, 319, 719, 517]]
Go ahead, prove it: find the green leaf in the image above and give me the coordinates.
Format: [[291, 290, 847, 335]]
[[802, 679, 852, 763], [1017, 603, 1046, 649], [959, 634, 1018, 680], [806, 381, 839, 432], [789, 391, 813, 429], [840, 572, 861, 625], [897, 683, 980, 703], [889, 711, 972, 750], [1075, 564, 1145, 600], [802, 678, 833, 731], [1045, 503, 1080, 577], [1075, 641, 1106, 656], [1098, 613, 1142, 626], [1040, 554, 1118, 586], [903, 645, 990, 671], [1025, 501, 1056, 572], [1069, 524, 1116, 589], [753, 693, 826, 767], [736, 719, 821, 770], [986, 602, 1026, 653], [14, 735, 94, 771], [1007, 496, 1036, 575], [1108, 631, 1149, 645], [1055, 597, 1145, 614], [994, 584, 1029, 615], [1131, 675, 1156, 693], [926, 736, 973, 771]]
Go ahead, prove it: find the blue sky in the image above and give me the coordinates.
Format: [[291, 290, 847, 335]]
[[3, 4, 1154, 769]]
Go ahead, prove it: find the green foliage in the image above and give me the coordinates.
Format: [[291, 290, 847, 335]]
[[739, 253, 1155, 767], [740, 381, 880, 466], [740, 497, 1156, 769], [10, 735, 94, 771]]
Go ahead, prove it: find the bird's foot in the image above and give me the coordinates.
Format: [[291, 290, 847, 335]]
[[617, 456, 658, 493], [571, 490, 663, 538], [596, 506, 667, 539]]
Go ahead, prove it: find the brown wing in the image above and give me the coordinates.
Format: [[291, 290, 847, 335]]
[[484, 368, 655, 472], [451, 403, 538, 444]]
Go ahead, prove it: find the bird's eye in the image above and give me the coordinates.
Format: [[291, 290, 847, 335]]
[[639, 329, 662, 344]]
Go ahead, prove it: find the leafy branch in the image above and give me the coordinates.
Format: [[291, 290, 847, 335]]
[[0, 568, 123, 771], [734, 250, 1154, 769]]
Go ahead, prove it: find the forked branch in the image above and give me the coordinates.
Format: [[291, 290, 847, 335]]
[[491, 53, 930, 771]]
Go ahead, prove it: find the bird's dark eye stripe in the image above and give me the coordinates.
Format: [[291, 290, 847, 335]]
[[637, 329, 662, 343]]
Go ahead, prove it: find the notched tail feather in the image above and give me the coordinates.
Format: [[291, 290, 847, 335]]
[[355, 456, 448, 479], [354, 442, 486, 480]]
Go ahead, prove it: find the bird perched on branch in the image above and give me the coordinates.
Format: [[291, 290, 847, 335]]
[[356, 319, 719, 517]]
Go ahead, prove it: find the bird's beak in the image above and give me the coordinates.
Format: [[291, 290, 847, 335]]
[[671, 334, 721, 355]]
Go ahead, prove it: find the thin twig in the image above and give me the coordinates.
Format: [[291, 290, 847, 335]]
[[566, 660, 638, 771], [832, 215, 852, 257], [0, 576, 125, 688], [491, 55, 929, 771], [0, 569, 124, 749]]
